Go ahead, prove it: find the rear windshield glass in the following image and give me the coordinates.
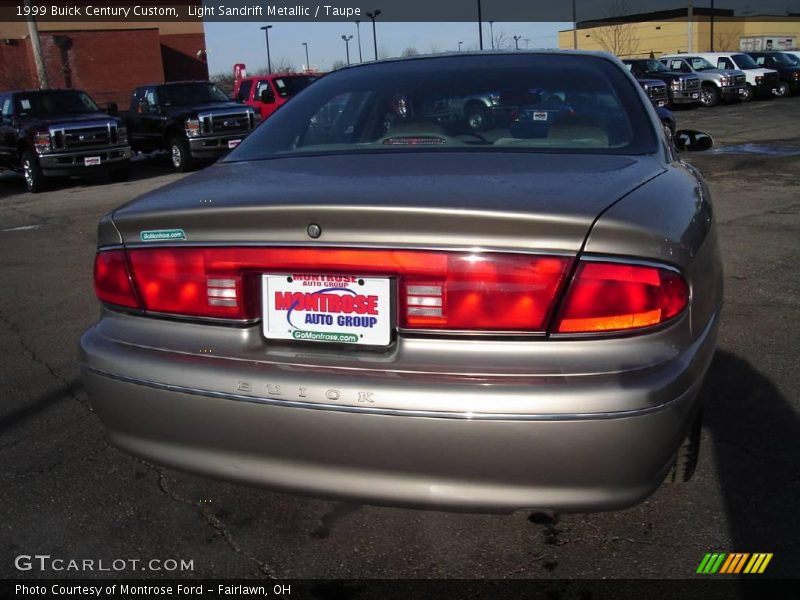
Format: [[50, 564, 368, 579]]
[[15, 90, 99, 117], [783, 53, 800, 66], [687, 57, 717, 70], [273, 76, 317, 98], [227, 54, 657, 161], [159, 83, 230, 106], [732, 54, 759, 69]]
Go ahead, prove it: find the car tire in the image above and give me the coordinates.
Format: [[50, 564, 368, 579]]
[[741, 84, 754, 102], [465, 105, 490, 132], [666, 409, 702, 483], [168, 136, 194, 172], [21, 149, 48, 194], [775, 82, 790, 98], [700, 84, 720, 108], [662, 121, 675, 145]]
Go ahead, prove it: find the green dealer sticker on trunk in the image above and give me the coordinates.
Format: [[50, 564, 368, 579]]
[[140, 229, 186, 241]]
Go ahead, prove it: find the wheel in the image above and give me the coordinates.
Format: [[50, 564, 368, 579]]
[[21, 149, 48, 193], [662, 121, 675, 145], [666, 409, 702, 483], [168, 136, 194, 172], [740, 84, 754, 102], [465, 105, 490, 132], [775, 81, 789, 98], [108, 163, 131, 183], [700, 84, 719, 108]]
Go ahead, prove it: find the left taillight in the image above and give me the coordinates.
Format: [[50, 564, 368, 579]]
[[553, 261, 688, 334], [93, 250, 140, 308]]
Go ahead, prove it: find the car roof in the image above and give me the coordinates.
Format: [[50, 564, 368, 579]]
[[136, 81, 211, 88], [240, 73, 314, 80], [330, 49, 620, 74]]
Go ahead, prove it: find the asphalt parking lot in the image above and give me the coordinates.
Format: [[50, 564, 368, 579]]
[[1, 97, 799, 581]]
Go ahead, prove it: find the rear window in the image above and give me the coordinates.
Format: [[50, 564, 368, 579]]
[[273, 76, 317, 98], [732, 54, 759, 69], [227, 54, 657, 161], [15, 90, 99, 117]]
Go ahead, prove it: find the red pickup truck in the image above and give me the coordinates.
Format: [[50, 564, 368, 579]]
[[232, 74, 318, 120]]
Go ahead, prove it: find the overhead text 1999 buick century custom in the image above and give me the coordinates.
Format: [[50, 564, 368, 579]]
[[80, 51, 722, 512]]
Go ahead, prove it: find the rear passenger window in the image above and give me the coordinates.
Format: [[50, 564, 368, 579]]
[[236, 80, 253, 103]]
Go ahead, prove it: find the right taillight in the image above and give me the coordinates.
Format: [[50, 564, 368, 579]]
[[553, 261, 688, 334], [94, 250, 140, 309]]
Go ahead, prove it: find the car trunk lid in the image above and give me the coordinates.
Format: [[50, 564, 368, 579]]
[[109, 152, 665, 252]]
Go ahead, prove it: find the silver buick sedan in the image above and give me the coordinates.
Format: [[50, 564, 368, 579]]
[[80, 51, 722, 512]]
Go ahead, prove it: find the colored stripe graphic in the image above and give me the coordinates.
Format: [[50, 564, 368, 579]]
[[697, 553, 727, 574], [720, 553, 748, 573], [698, 552, 773, 574], [744, 553, 773, 574]]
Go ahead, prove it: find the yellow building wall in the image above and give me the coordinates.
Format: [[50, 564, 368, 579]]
[[559, 18, 800, 57]]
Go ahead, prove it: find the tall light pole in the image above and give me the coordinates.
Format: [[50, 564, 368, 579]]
[[513, 35, 521, 50], [25, 0, 48, 88], [341, 34, 353, 65], [355, 20, 363, 63], [477, 0, 483, 50], [260, 25, 273, 73], [489, 21, 494, 50], [366, 9, 381, 61], [710, 0, 715, 50], [572, 0, 578, 49], [458, 41, 463, 52], [302, 41, 310, 72]]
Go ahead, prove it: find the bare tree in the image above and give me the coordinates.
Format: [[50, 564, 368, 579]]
[[493, 31, 511, 50], [714, 29, 742, 51], [592, 0, 640, 58], [401, 47, 419, 57], [331, 60, 347, 70], [256, 57, 296, 74], [378, 45, 391, 60], [210, 72, 235, 96], [426, 43, 442, 55]]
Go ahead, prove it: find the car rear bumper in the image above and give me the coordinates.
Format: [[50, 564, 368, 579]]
[[39, 146, 131, 176], [79, 309, 718, 513]]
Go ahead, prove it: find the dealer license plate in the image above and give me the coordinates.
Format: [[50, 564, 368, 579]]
[[84, 156, 101, 166], [228, 139, 241, 149], [691, 92, 699, 99], [262, 273, 392, 345]]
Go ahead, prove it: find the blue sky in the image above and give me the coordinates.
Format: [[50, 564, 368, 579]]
[[205, 21, 569, 75]]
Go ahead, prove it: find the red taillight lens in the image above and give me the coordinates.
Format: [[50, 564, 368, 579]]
[[96, 247, 571, 330], [554, 261, 688, 333], [401, 254, 571, 331], [93, 250, 140, 308]]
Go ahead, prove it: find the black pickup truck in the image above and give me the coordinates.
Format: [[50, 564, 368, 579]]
[[0, 89, 131, 193], [622, 59, 702, 107], [747, 51, 800, 97], [120, 81, 256, 172]]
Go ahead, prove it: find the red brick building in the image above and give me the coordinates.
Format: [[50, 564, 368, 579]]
[[0, 21, 207, 106]]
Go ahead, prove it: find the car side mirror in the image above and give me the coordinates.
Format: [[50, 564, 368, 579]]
[[107, 102, 118, 116], [260, 89, 276, 104], [675, 129, 713, 152]]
